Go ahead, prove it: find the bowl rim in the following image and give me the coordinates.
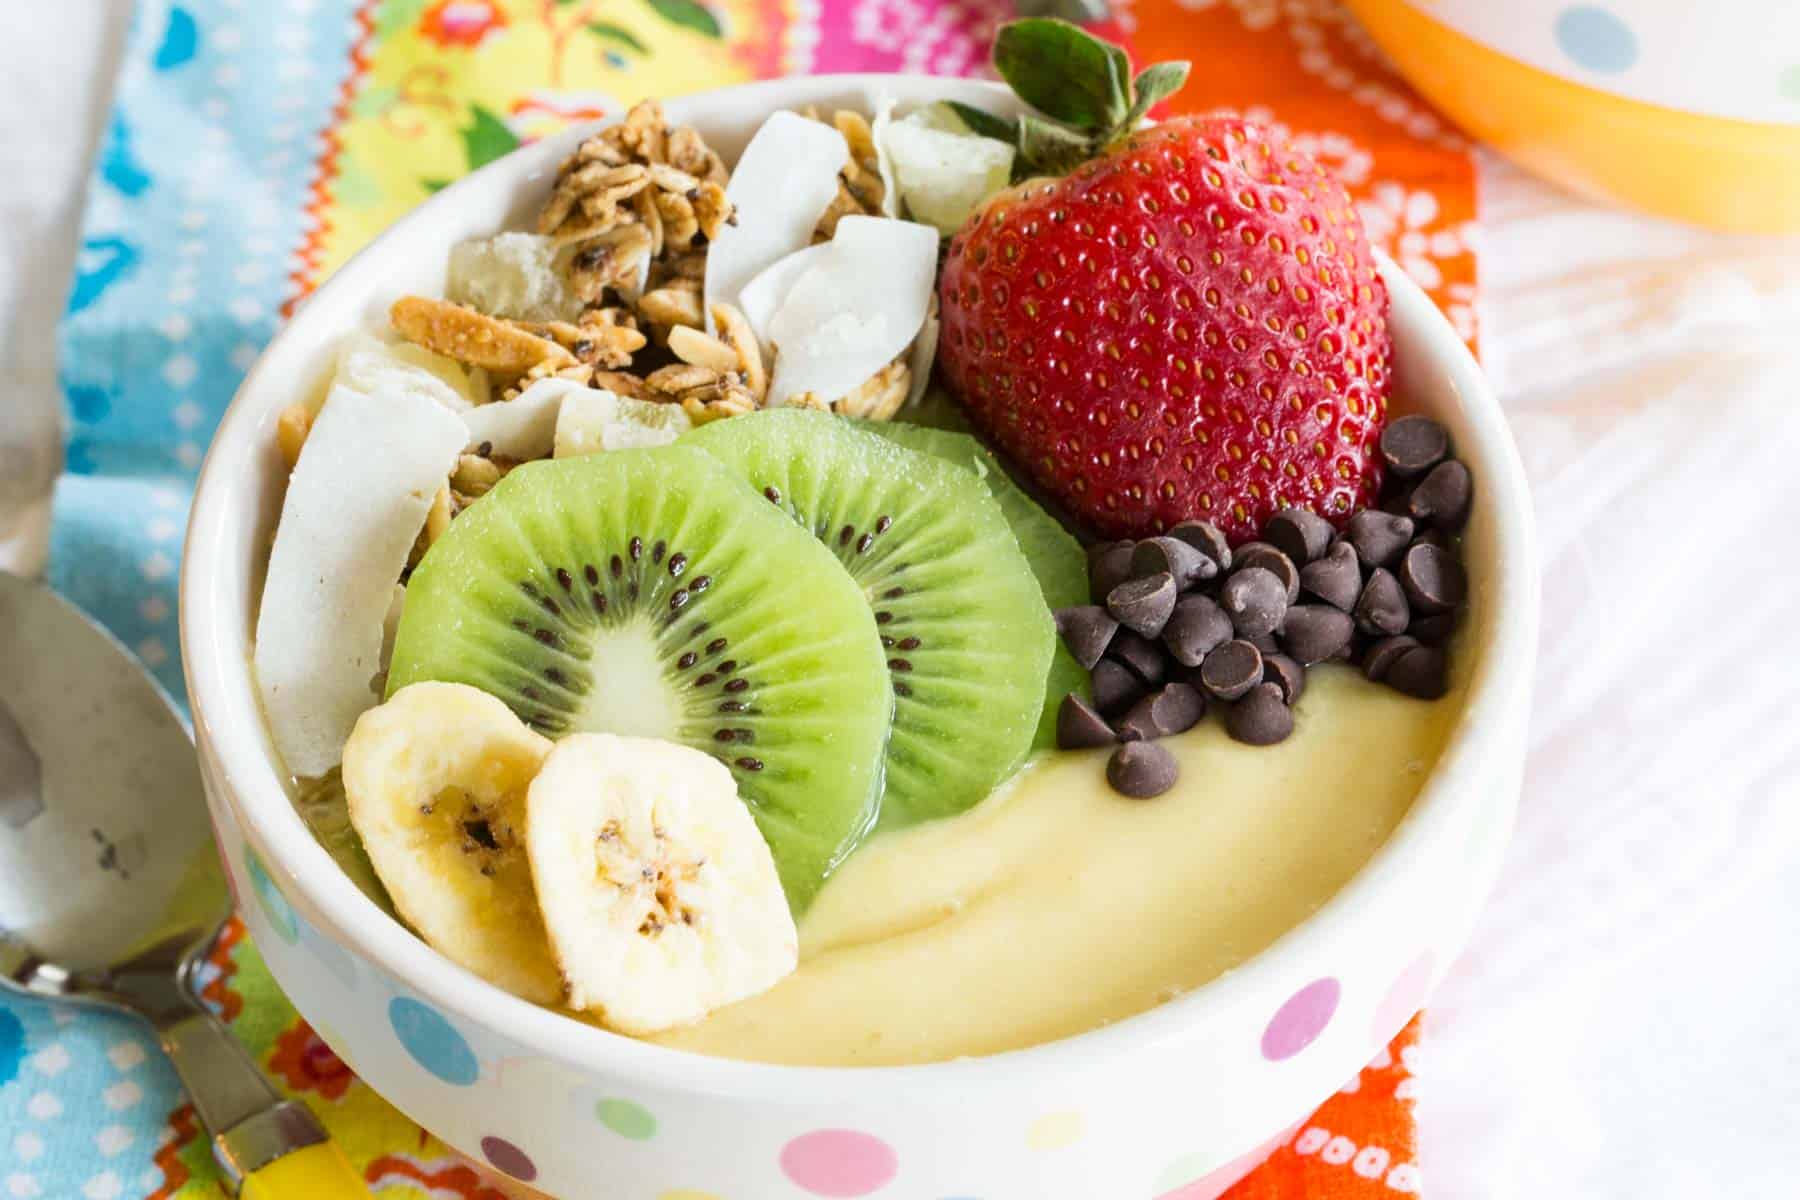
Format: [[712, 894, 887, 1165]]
[[181, 73, 1538, 1100]]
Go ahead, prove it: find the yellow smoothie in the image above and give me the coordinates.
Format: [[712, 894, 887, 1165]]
[[655, 664, 1459, 1066]]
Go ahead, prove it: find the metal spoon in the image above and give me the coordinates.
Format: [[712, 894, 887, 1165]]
[[0, 571, 369, 1198]]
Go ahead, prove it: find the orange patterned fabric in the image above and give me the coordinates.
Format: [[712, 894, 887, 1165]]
[[1230, 1018, 1425, 1197]]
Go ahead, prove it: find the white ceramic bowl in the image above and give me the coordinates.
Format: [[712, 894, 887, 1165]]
[[181, 76, 1537, 1200]]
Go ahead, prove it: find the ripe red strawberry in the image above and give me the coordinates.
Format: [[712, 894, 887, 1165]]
[[937, 24, 1392, 543]]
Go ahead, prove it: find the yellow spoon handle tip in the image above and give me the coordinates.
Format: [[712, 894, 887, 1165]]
[[239, 1141, 373, 1200]]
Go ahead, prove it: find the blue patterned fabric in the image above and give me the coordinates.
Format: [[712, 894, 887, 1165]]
[[5, 3, 360, 1194]]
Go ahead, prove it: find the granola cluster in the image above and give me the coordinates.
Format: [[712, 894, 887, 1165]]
[[282, 99, 926, 517]]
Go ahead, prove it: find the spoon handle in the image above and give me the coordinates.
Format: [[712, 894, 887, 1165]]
[[161, 1011, 374, 1197]]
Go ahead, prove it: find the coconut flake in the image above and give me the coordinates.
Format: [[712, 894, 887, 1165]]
[[736, 243, 832, 356], [879, 103, 1015, 236], [447, 232, 582, 323], [870, 95, 901, 219], [702, 112, 848, 330], [766, 215, 937, 409], [906, 303, 941, 409], [336, 331, 485, 413], [553, 388, 693, 458], [460, 377, 571, 460], [255, 384, 465, 777]]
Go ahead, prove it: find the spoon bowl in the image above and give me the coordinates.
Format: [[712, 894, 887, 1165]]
[[0, 571, 369, 1198]]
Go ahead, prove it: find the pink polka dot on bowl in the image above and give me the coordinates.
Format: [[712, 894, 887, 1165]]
[[779, 1129, 899, 1197], [1261, 977, 1341, 1061]]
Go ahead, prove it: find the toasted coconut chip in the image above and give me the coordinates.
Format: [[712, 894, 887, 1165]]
[[257, 384, 465, 776], [906, 296, 941, 409], [337, 330, 489, 412], [702, 111, 847, 330], [461, 379, 567, 461], [736, 243, 830, 356], [390, 297, 575, 376], [765, 215, 937, 409]]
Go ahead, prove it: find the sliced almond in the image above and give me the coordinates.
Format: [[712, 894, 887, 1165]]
[[390, 297, 575, 376]]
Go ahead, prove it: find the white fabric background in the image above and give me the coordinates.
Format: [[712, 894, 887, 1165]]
[[4, 6, 1796, 1195]]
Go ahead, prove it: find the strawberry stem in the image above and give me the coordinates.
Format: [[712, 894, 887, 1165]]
[[965, 19, 1192, 178]]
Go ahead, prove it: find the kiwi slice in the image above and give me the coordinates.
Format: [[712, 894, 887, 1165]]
[[861, 420, 1089, 749], [686, 410, 1054, 829], [385, 444, 892, 908]]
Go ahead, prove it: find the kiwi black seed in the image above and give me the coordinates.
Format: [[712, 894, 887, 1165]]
[[385, 444, 893, 909], [686, 409, 1055, 830]]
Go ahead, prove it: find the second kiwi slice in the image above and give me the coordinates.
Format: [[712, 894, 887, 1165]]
[[686, 409, 1054, 830], [384, 444, 892, 909]]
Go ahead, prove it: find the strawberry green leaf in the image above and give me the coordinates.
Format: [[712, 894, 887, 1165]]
[[587, 21, 649, 53], [993, 18, 1130, 133], [1125, 61, 1190, 128], [644, 0, 723, 38], [944, 100, 1019, 145], [460, 105, 520, 172], [1016, 114, 1097, 176]]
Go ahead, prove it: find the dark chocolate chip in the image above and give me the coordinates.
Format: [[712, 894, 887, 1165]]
[[1090, 659, 1146, 718], [1224, 682, 1295, 745], [1167, 519, 1232, 573], [1385, 645, 1449, 699], [1380, 415, 1450, 479], [1088, 541, 1137, 604], [1410, 612, 1457, 646], [1249, 630, 1283, 656], [1354, 568, 1411, 637], [1153, 681, 1206, 735], [1265, 507, 1335, 565], [1346, 509, 1415, 570], [1415, 526, 1455, 552], [1363, 635, 1421, 683], [1086, 539, 1133, 571], [1263, 653, 1306, 704], [1382, 492, 1414, 517], [1199, 638, 1264, 702], [1056, 693, 1118, 750], [1234, 542, 1300, 603], [1106, 572, 1178, 639], [1220, 566, 1289, 639], [1162, 594, 1234, 667], [1399, 543, 1466, 615], [1108, 629, 1167, 687], [1299, 540, 1363, 611], [1054, 605, 1120, 670], [1281, 604, 1355, 665], [1116, 682, 1206, 742], [1131, 536, 1216, 591], [1106, 741, 1179, 799], [1408, 460, 1472, 531]]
